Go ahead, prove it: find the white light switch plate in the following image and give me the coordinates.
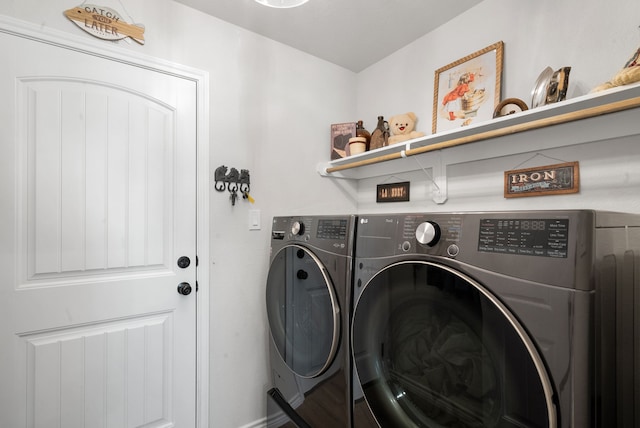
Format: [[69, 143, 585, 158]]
[[249, 209, 261, 230]]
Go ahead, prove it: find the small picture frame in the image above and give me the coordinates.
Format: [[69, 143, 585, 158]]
[[504, 161, 580, 198], [376, 182, 410, 203], [330, 122, 356, 160], [432, 41, 504, 134]]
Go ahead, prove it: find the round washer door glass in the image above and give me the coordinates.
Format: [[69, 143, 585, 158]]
[[352, 261, 556, 428], [266, 244, 340, 378]]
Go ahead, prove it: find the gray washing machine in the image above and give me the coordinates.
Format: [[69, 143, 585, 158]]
[[266, 215, 356, 428], [351, 210, 640, 428]]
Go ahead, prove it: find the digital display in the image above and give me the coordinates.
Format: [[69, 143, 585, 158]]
[[478, 218, 569, 258], [317, 219, 348, 240], [519, 220, 546, 231]]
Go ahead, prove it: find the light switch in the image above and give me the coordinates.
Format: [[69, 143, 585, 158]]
[[249, 209, 261, 230]]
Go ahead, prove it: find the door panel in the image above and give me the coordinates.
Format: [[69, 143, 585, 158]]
[[20, 78, 174, 281], [22, 312, 171, 428], [1, 30, 197, 428]]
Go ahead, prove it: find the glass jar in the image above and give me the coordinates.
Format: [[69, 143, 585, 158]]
[[355, 120, 371, 151]]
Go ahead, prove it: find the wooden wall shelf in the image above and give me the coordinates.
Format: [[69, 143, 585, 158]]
[[317, 83, 640, 203], [319, 83, 640, 172]]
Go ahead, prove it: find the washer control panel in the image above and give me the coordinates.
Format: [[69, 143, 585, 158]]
[[398, 215, 463, 257], [478, 217, 569, 258]]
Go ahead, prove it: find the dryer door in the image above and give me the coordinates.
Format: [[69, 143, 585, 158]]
[[266, 244, 341, 378], [352, 261, 557, 428]]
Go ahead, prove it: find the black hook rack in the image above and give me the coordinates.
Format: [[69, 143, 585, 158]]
[[214, 165, 251, 206]]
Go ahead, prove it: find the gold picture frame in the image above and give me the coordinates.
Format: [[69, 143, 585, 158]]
[[432, 41, 504, 134]]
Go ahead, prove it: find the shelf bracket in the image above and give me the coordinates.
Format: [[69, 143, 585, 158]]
[[413, 151, 447, 204], [316, 161, 351, 179], [432, 151, 448, 204]]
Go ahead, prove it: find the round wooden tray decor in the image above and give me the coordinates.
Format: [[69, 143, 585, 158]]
[[493, 98, 529, 118]]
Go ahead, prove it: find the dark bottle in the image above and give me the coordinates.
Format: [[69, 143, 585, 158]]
[[355, 120, 371, 151], [369, 116, 389, 150]]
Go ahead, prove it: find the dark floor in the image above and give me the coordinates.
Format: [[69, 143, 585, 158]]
[[278, 376, 378, 427]]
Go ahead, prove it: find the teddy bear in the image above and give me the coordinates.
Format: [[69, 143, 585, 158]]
[[387, 112, 425, 145]]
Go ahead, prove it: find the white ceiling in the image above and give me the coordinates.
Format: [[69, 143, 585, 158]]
[[174, 0, 482, 72]]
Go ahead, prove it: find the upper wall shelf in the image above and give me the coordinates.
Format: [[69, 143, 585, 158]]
[[317, 83, 640, 187]]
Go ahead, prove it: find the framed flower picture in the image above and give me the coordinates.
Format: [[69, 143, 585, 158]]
[[432, 41, 504, 133]]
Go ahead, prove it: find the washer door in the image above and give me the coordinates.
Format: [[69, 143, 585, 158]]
[[266, 244, 341, 378], [352, 261, 557, 428]]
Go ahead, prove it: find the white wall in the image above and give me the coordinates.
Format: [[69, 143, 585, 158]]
[[357, 0, 640, 132], [353, 0, 640, 215], [0, 1, 357, 427]]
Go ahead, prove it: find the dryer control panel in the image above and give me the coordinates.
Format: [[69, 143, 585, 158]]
[[271, 215, 355, 256], [317, 218, 349, 240]]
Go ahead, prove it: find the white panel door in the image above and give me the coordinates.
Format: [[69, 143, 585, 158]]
[[0, 30, 197, 428]]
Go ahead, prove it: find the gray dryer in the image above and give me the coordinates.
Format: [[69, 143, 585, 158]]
[[266, 215, 356, 427]]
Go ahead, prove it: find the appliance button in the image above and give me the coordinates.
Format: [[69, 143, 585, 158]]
[[447, 244, 460, 257], [402, 241, 411, 252]]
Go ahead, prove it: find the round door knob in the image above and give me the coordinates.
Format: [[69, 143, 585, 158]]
[[177, 282, 192, 295], [291, 221, 305, 236], [415, 221, 441, 246]]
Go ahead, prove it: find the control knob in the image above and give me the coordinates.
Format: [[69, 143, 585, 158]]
[[291, 221, 305, 236], [415, 221, 441, 247]]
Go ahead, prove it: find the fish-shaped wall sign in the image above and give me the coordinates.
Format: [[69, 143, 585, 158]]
[[64, 5, 145, 45]]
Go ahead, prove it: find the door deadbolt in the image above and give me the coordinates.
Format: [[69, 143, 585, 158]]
[[177, 256, 191, 269]]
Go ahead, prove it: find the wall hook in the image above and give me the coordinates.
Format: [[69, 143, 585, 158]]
[[214, 165, 251, 206]]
